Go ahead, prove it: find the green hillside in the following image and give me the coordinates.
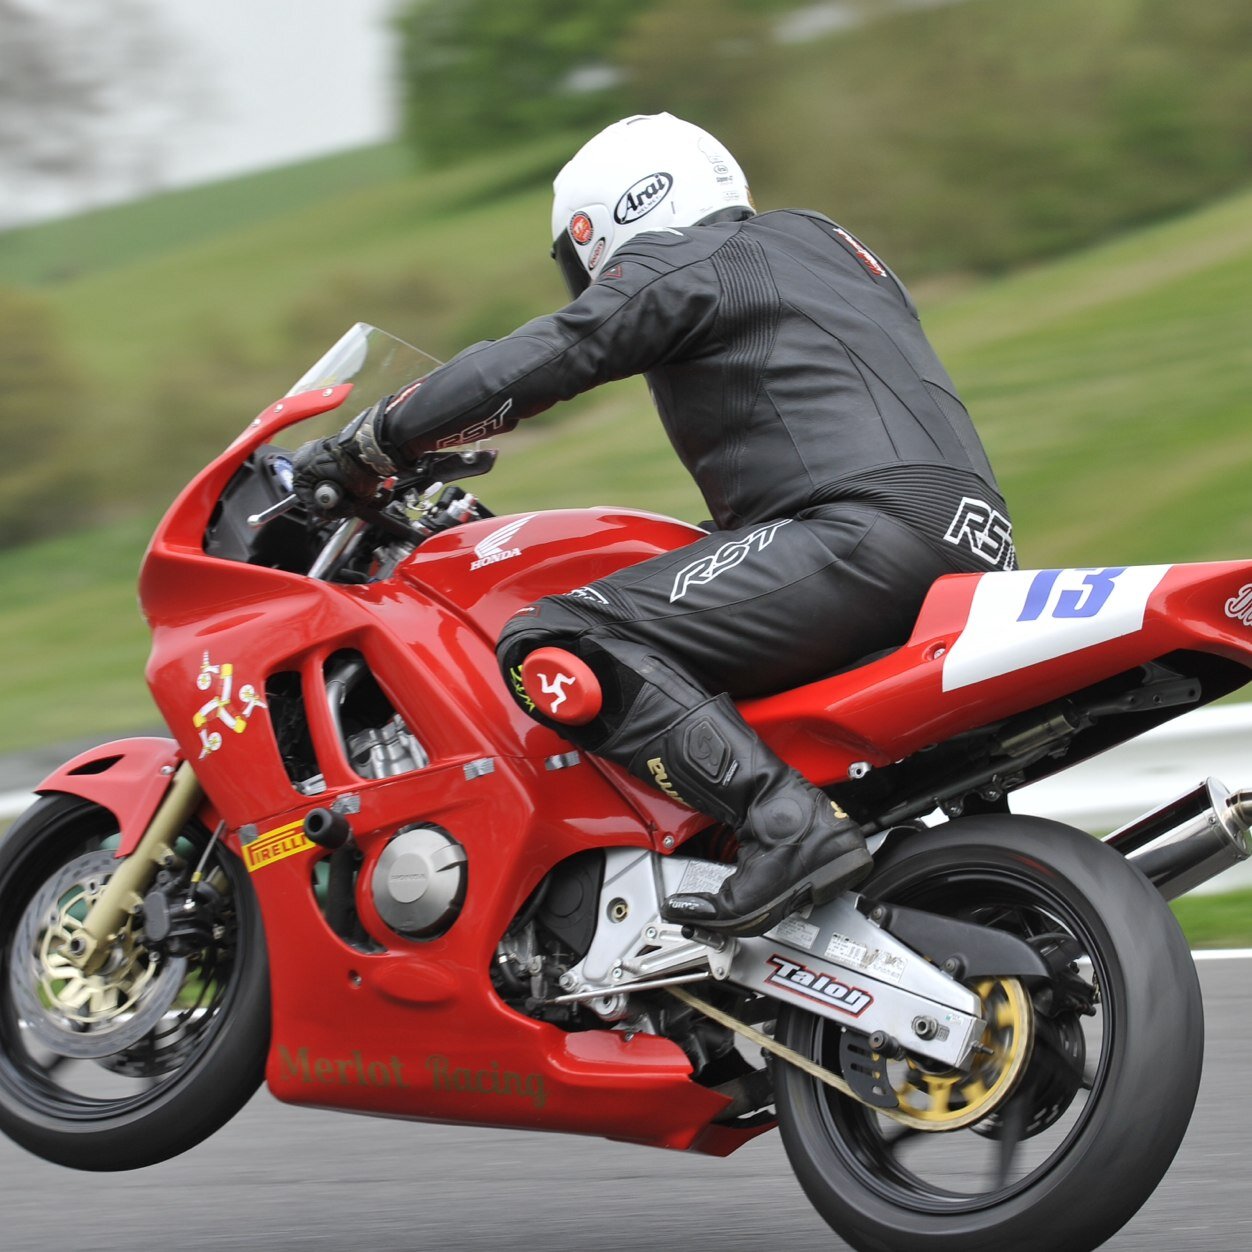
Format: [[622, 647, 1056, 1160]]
[[0, 173, 1250, 752]]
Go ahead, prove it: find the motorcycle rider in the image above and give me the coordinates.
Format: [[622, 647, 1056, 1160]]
[[292, 112, 1016, 936]]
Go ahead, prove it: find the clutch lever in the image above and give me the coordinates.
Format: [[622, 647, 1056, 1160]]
[[248, 494, 299, 528]]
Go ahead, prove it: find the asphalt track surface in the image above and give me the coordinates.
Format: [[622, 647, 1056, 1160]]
[[0, 959, 1245, 1251]]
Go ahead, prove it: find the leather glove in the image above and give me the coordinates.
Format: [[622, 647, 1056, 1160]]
[[292, 404, 396, 517]]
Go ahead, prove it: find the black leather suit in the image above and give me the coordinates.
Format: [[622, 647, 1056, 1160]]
[[375, 209, 1015, 804]]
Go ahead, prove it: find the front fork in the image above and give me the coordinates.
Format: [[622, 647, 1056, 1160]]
[[64, 762, 204, 973]]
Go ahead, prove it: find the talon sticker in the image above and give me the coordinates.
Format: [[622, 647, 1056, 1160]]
[[766, 954, 873, 1016]]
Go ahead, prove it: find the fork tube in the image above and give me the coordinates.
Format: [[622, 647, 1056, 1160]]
[[67, 762, 204, 973]]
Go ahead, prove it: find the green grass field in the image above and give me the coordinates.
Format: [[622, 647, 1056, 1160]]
[[1, 163, 1251, 752], [1172, 888, 1252, 949]]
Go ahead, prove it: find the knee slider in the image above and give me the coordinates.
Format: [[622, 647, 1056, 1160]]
[[496, 597, 597, 720], [519, 648, 602, 725]]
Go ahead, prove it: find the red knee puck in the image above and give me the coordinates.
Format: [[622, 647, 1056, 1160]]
[[520, 648, 603, 725]]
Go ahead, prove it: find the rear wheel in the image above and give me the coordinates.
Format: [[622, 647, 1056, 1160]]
[[0, 794, 269, 1170], [774, 816, 1203, 1252]]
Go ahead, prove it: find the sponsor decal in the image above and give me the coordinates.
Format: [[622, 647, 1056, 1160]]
[[279, 1045, 410, 1088], [766, 954, 874, 1016], [434, 397, 514, 450], [767, 915, 820, 951], [588, 237, 606, 271], [243, 818, 315, 873], [1225, 583, 1252, 627], [427, 1054, 547, 1108], [823, 933, 908, 986], [192, 652, 267, 759], [832, 225, 887, 277], [647, 756, 688, 805], [614, 171, 673, 224], [669, 519, 792, 602], [471, 514, 534, 571], [569, 212, 594, 245], [943, 497, 1017, 571]]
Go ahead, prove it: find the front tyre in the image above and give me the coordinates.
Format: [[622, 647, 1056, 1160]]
[[774, 816, 1203, 1252], [0, 795, 269, 1170]]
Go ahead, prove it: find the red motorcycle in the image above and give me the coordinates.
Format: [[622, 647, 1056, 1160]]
[[2, 325, 1248, 1251]]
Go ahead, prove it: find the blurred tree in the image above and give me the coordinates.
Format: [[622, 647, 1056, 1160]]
[[0, 286, 82, 547], [0, 0, 193, 227], [396, 0, 657, 166], [616, 0, 779, 153]]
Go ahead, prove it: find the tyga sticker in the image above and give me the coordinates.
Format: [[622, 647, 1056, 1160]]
[[242, 818, 315, 873], [941, 565, 1171, 692], [193, 652, 267, 758]]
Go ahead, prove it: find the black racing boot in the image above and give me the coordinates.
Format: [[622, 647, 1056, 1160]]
[[662, 786, 872, 936], [591, 670, 873, 938]]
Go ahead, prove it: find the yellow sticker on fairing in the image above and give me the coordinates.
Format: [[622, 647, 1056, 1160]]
[[243, 819, 314, 873]]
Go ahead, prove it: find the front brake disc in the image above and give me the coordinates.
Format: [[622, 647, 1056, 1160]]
[[9, 851, 187, 1059]]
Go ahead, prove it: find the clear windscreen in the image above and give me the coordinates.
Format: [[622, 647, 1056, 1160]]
[[286, 323, 442, 406]]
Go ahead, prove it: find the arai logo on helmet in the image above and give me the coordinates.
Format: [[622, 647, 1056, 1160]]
[[614, 172, 673, 224]]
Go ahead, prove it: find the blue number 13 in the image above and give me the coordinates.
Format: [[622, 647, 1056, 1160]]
[[1018, 568, 1127, 622]]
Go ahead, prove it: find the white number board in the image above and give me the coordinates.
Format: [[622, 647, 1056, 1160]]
[[941, 565, 1171, 692]]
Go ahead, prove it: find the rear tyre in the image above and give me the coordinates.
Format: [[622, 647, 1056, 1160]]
[[0, 795, 269, 1170], [774, 816, 1203, 1252]]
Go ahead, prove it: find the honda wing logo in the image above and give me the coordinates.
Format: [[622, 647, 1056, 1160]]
[[471, 515, 534, 571], [944, 497, 1016, 571], [669, 520, 792, 602]]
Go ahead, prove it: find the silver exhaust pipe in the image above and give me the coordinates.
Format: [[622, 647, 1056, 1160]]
[[1104, 777, 1252, 900]]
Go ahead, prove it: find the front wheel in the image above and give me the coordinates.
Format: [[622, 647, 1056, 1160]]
[[0, 794, 270, 1170], [774, 816, 1203, 1252]]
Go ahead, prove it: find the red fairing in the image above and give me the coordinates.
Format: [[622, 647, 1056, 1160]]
[[129, 385, 1252, 1159], [36, 738, 182, 856], [140, 473, 754, 1153], [742, 560, 1252, 782]]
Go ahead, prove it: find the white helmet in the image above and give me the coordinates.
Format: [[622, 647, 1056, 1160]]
[[551, 112, 754, 298]]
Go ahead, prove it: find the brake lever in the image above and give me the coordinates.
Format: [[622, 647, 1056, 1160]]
[[248, 494, 299, 528]]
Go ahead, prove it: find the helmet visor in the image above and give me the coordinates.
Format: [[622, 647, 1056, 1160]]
[[552, 232, 591, 300]]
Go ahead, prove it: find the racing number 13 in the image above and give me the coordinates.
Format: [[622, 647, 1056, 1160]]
[[1017, 568, 1127, 622]]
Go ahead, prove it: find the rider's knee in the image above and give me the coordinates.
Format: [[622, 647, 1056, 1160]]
[[496, 597, 592, 715]]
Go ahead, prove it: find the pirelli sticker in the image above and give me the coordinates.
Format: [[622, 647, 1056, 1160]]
[[243, 819, 314, 873]]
